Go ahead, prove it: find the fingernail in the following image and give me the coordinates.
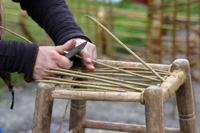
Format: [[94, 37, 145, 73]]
[[86, 57, 91, 63], [90, 65, 95, 70]]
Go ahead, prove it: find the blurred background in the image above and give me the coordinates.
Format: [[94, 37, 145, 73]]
[[0, 0, 199, 132], [1, 0, 200, 86]]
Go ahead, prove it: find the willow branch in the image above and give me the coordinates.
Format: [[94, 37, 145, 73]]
[[50, 68, 152, 87], [44, 69, 144, 91], [0, 26, 32, 43], [64, 51, 160, 82], [86, 15, 164, 82], [37, 80, 129, 92]]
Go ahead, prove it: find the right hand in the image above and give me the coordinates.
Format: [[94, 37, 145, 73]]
[[33, 40, 77, 80]]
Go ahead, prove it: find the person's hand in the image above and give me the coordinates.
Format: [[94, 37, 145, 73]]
[[63, 38, 97, 71], [33, 40, 77, 80]]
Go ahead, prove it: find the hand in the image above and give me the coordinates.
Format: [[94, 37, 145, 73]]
[[33, 40, 76, 80], [63, 38, 97, 71]]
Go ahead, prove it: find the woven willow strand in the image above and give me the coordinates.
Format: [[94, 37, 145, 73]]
[[51, 68, 152, 87], [38, 80, 127, 92], [44, 69, 144, 91], [64, 51, 160, 82], [86, 15, 164, 82]]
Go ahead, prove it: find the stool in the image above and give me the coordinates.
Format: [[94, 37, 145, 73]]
[[32, 59, 197, 133]]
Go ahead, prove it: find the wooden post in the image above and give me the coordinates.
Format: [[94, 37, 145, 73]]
[[69, 100, 86, 133], [144, 86, 165, 133], [32, 83, 55, 133], [171, 59, 197, 133], [69, 78, 87, 133]]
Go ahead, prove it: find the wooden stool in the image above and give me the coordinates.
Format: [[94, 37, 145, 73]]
[[32, 59, 197, 133]]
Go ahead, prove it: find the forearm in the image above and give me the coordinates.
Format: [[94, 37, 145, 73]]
[[0, 40, 38, 79], [13, 0, 91, 45]]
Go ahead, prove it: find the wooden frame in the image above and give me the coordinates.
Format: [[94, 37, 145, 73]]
[[32, 59, 197, 133]]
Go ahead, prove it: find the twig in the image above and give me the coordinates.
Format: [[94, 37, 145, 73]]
[[0, 26, 32, 43], [58, 100, 70, 133], [37, 79, 128, 92], [46, 77, 122, 88], [86, 15, 164, 82]]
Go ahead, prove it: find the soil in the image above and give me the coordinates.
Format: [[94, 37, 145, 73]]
[[0, 81, 199, 133]]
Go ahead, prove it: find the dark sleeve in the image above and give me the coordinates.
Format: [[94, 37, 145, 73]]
[[0, 40, 38, 79], [12, 0, 91, 46]]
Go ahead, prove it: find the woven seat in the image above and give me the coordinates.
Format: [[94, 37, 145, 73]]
[[32, 59, 197, 133]]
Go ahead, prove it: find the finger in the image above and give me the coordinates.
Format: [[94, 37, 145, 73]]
[[33, 70, 47, 80], [57, 55, 72, 69], [55, 40, 76, 54], [81, 53, 95, 70]]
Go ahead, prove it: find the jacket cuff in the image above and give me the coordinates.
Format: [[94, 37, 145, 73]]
[[24, 43, 40, 83]]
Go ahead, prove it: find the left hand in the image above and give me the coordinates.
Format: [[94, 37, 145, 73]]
[[62, 38, 97, 71]]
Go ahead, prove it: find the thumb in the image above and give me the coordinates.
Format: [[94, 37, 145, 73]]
[[55, 40, 76, 54], [57, 55, 72, 69]]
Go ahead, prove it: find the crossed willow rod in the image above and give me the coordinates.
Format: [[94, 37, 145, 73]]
[[87, 71, 169, 76], [57, 88, 114, 92], [42, 69, 145, 91], [50, 68, 153, 87], [45, 77, 146, 90], [64, 51, 160, 82], [84, 67, 171, 74], [86, 15, 164, 82], [38, 79, 136, 92], [84, 69, 170, 75], [46, 76, 128, 88]]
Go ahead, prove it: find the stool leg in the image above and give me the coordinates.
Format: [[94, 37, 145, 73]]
[[172, 59, 197, 133], [144, 86, 165, 133], [32, 83, 55, 133], [69, 100, 86, 133]]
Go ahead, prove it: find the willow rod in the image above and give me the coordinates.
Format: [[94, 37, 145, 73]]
[[37, 80, 127, 92], [45, 70, 144, 91], [51, 68, 152, 87], [0, 26, 32, 43], [46, 76, 126, 88], [46, 76, 150, 89], [117, 77, 156, 82], [58, 100, 70, 133], [58, 88, 113, 92], [86, 15, 164, 82], [84, 67, 170, 74], [64, 51, 160, 82], [86, 71, 169, 76]]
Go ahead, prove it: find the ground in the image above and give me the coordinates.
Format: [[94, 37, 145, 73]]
[[0, 81, 199, 133]]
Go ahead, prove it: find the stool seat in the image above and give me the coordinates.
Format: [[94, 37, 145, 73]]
[[32, 59, 197, 133]]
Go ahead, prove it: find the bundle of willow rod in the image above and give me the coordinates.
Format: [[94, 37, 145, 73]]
[[37, 65, 169, 92]]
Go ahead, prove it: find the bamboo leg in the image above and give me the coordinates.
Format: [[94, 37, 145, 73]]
[[171, 59, 197, 133], [144, 86, 165, 133], [32, 83, 55, 133]]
